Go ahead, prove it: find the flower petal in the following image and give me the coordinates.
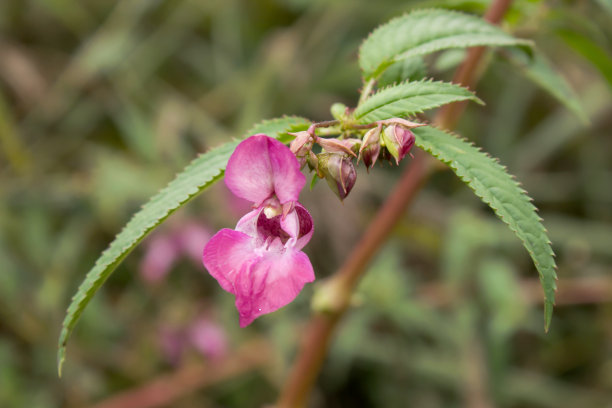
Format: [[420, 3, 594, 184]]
[[234, 248, 314, 327], [202, 228, 256, 294], [235, 208, 262, 241], [225, 135, 305, 205], [268, 137, 306, 203], [280, 203, 313, 251]]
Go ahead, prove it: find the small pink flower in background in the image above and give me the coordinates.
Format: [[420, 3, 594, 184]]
[[203, 134, 315, 327], [140, 221, 211, 284], [188, 318, 228, 360], [158, 317, 228, 365], [140, 234, 179, 284], [178, 224, 213, 264]]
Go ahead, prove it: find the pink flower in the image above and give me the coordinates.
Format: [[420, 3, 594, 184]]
[[188, 318, 228, 360], [158, 317, 229, 364], [203, 134, 315, 327], [140, 233, 179, 284], [140, 222, 211, 284]]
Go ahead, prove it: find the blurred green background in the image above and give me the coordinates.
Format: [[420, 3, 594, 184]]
[[1, 0, 611, 407]]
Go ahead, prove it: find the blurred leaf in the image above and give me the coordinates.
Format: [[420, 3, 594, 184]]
[[478, 257, 526, 336], [442, 210, 506, 285], [505, 51, 588, 123], [57, 116, 310, 375], [359, 9, 533, 79], [433, 48, 467, 72], [354, 79, 483, 123], [377, 57, 427, 87], [359, 244, 412, 308], [557, 29, 612, 89], [0, 92, 31, 174], [595, 0, 612, 16], [545, 213, 612, 258], [515, 83, 608, 171], [111, 101, 157, 161], [414, 126, 557, 330]]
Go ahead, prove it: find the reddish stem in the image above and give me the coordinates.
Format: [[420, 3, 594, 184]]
[[276, 2, 514, 406]]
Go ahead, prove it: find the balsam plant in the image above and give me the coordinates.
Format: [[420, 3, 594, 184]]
[[58, 7, 583, 405]]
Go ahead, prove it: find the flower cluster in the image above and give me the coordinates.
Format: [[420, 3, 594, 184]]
[[290, 119, 421, 200], [202, 135, 314, 327], [203, 118, 421, 327]]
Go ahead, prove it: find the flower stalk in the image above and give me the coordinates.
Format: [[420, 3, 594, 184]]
[[276, 0, 515, 406]]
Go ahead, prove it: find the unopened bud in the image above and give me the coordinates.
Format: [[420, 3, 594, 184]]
[[289, 130, 314, 168], [316, 137, 359, 157], [381, 125, 415, 165], [307, 151, 319, 173], [318, 153, 357, 201], [289, 131, 313, 156], [358, 126, 381, 171], [330, 103, 348, 121]]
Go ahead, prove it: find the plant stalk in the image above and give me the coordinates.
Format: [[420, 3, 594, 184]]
[[276, 1, 514, 406]]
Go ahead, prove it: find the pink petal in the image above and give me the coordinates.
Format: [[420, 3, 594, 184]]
[[235, 208, 263, 240], [225, 135, 305, 205], [268, 137, 306, 203], [202, 229, 256, 294], [234, 249, 314, 327], [222, 183, 253, 217], [280, 203, 313, 251]]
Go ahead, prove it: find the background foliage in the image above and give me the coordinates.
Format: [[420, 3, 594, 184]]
[[1, 0, 611, 407]]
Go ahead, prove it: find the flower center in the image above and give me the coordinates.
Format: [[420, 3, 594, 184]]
[[257, 212, 290, 245], [261, 196, 282, 219]]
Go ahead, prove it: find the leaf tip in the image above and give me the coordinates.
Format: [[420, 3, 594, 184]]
[[544, 300, 554, 332]]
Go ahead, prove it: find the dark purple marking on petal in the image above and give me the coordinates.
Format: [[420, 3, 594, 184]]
[[257, 213, 291, 244]]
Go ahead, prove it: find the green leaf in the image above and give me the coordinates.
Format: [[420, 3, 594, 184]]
[[354, 80, 483, 123], [245, 116, 311, 143], [595, 0, 612, 16], [506, 51, 588, 123], [57, 116, 310, 375], [359, 9, 533, 79], [413, 126, 557, 330], [377, 57, 427, 87]]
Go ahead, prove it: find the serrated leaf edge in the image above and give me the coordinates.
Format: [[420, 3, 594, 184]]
[[414, 126, 558, 330], [359, 8, 534, 79], [354, 78, 484, 121]]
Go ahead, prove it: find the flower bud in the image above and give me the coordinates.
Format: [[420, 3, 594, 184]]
[[289, 130, 314, 168], [381, 125, 415, 165], [330, 103, 348, 121], [316, 137, 359, 157], [358, 126, 381, 171], [317, 153, 357, 201], [307, 150, 319, 173], [289, 131, 313, 156]]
